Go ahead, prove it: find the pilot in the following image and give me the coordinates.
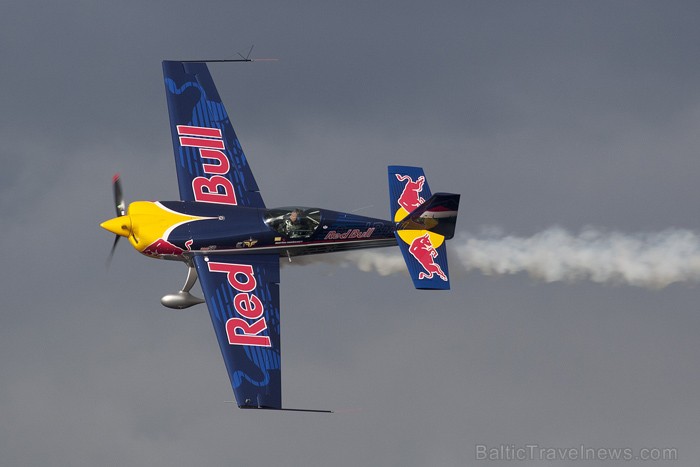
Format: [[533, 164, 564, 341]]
[[283, 209, 303, 235]]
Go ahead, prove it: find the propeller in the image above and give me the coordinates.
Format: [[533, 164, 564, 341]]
[[113, 173, 126, 217], [107, 174, 126, 267]]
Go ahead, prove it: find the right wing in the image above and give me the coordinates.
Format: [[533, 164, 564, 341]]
[[194, 254, 281, 409], [163, 61, 265, 208]]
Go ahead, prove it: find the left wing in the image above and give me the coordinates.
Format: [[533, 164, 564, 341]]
[[163, 61, 265, 208], [194, 254, 281, 409]]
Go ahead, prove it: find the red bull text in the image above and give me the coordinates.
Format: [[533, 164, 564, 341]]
[[323, 228, 375, 240], [177, 125, 238, 205], [207, 261, 271, 347]]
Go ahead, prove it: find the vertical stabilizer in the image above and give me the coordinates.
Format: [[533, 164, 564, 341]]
[[388, 166, 452, 290]]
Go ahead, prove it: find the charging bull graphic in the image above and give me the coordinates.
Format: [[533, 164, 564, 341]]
[[395, 174, 426, 213], [409, 233, 448, 281]]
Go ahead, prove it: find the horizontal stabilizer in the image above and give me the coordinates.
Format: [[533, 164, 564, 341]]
[[396, 192, 460, 239]]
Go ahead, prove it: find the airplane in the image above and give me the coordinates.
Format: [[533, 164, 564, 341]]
[[101, 60, 460, 412]]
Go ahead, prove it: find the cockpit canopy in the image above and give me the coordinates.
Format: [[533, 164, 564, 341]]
[[264, 207, 321, 239]]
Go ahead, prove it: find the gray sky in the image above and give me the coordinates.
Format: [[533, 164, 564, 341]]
[[2, 1, 699, 465]]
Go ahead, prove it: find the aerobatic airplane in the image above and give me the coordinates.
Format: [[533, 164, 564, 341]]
[[101, 60, 460, 412]]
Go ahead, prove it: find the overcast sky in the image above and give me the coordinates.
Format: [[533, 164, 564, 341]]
[[2, 1, 700, 466]]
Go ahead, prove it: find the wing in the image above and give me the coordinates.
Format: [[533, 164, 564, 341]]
[[162, 61, 265, 208], [194, 254, 281, 408]]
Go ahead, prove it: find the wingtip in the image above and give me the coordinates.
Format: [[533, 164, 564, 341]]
[[238, 405, 333, 413]]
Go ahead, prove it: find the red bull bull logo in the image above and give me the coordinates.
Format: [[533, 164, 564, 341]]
[[395, 174, 425, 213], [177, 125, 238, 205], [409, 233, 447, 281], [142, 238, 184, 257]]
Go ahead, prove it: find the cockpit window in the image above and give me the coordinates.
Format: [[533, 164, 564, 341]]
[[264, 207, 321, 239]]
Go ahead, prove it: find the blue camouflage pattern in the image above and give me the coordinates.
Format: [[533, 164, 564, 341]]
[[194, 254, 281, 408], [163, 61, 265, 208]]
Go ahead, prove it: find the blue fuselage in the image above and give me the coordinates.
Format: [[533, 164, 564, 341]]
[[159, 201, 398, 259]]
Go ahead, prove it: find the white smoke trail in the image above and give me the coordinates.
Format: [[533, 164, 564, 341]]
[[290, 227, 700, 288], [455, 227, 700, 288], [282, 251, 406, 276]]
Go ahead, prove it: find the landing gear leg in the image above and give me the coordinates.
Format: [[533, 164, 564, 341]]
[[161, 265, 206, 309]]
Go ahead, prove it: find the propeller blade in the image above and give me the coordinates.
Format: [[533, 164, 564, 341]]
[[107, 235, 120, 268], [113, 173, 126, 217], [107, 173, 126, 268]]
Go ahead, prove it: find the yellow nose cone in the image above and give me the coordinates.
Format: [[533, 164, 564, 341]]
[[100, 215, 131, 237]]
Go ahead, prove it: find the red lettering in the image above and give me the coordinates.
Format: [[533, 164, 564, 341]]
[[208, 262, 269, 347], [200, 148, 230, 175], [225, 317, 271, 347], [207, 262, 257, 292], [233, 292, 264, 319], [177, 125, 222, 138], [179, 136, 225, 150], [323, 228, 375, 240], [192, 175, 237, 205], [177, 126, 236, 204]]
